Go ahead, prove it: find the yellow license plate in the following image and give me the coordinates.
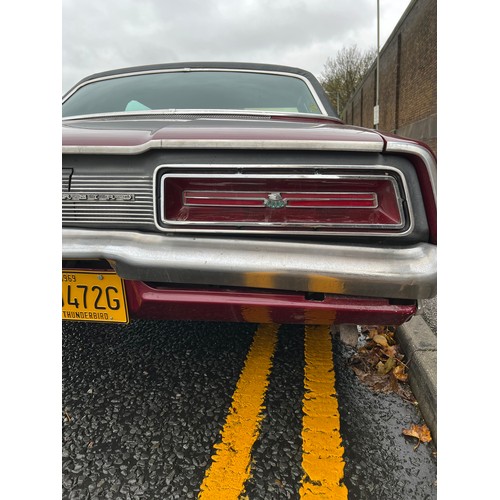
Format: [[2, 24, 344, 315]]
[[62, 271, 129, 323]]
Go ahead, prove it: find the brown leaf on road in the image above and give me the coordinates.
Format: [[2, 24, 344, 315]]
[[403, 424, 432, 449], [392, 364, 408, 382], [350, 325, 414, 401], [383, 345, 398, 358], [373, 334, 389, 347], [376, 356, 396, 375]]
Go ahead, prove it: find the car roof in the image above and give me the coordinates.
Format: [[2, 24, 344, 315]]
[[78, 61, 315, 83]]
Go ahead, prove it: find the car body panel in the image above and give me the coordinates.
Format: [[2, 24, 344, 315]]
[[123, 281, 417, 325], [62, 118, 385, 153], [62, 62, 437, 326]]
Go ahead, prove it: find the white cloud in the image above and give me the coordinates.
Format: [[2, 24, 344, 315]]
[[62, 0, 411, 93]]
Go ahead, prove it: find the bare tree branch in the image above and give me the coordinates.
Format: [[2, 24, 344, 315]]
[[320, 45, 376, 117]]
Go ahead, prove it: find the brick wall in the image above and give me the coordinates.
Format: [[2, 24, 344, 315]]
[[342, 0, 437, 153]]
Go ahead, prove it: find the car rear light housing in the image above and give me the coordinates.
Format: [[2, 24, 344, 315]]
[[159, 170, 409, 235]]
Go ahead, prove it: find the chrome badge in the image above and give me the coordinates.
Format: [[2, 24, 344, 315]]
[[264, 193, 287, 209], [62, 193, 136, 201]]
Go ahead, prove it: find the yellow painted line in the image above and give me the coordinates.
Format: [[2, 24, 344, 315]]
[[198, 324, 279, 499], [300, 325, 348, 499]]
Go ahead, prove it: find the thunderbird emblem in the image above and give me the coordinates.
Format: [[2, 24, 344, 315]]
[[264, 193, 287, 208]]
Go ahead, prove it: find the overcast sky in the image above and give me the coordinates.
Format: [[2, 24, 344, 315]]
[[62, 0, 411, 93]]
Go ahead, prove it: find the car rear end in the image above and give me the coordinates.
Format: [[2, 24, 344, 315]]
[[62, 63, 436, 327], [62, 122, 436, 326]]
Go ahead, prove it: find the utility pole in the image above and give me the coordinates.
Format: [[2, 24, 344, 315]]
[[374, 0, 380, 129]]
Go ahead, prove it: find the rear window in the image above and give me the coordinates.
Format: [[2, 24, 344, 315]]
[[62, 70, 324, 117]]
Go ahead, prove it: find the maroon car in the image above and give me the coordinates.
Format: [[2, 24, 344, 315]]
[[62, 62, 436, 326]]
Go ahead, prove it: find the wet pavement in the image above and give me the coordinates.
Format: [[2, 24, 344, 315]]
[[62, 319, 437, 499], [333, 339, 436, 499]]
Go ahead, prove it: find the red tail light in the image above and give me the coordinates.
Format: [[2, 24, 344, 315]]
[[160, 174, 406, 233]]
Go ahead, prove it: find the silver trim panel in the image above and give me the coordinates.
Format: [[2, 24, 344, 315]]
[[62, 173, 155, 226], [62, 228, 437, 300], [61, 139, 383, 155]]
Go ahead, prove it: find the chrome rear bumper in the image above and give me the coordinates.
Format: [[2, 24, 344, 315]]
[[62, 229, 437, 300]]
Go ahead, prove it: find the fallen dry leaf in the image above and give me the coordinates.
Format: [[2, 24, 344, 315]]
[[349, 325, 414, 401], [384, 345, 398, 358], [403, 424, 432, 449], [373, 334, 389, 347], [377, 356, 396, 375], [393, 364, 408, 382]]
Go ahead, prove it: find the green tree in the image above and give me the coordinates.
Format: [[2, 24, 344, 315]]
[[320, 45, 376, 117]]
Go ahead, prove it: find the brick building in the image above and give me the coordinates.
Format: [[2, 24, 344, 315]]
[[342, 0, 437, 153]]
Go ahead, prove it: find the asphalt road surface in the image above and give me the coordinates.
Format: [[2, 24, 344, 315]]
[[62, 319, 437, 499]]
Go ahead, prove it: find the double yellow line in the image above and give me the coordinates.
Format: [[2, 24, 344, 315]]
[[198, 324, 348, 499]]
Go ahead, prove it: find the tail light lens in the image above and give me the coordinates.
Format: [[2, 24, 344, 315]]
[[160, 174, 406, 233]]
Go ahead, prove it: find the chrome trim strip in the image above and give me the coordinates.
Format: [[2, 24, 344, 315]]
[[62, 228, 437, 300], [183, 191, 379, 209], [152, 164, 414, 237], [160, 173, 403, 229], [61, 139, 383, 155], [62, 68, 329, 116], [62, 109, 330, 122], [384, 141, 437, 202]]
